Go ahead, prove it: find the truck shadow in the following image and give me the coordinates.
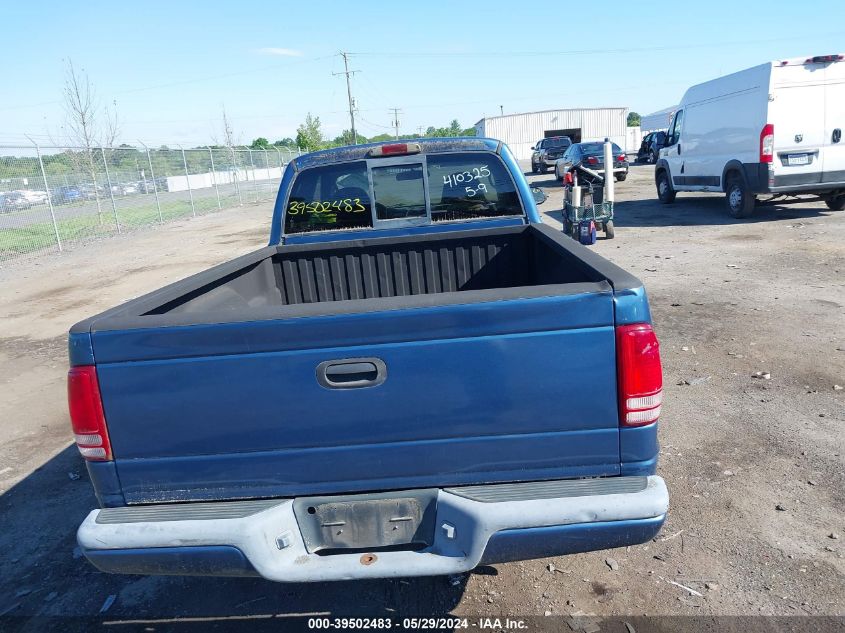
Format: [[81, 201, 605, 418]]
[[0, 447, 469, 632], [611, 198, 834, 227]]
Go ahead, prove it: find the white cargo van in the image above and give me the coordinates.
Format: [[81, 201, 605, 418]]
[[656, 54, 845, 217]]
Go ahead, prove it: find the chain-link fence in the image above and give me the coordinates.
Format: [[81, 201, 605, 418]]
[[0, 144, 299, 264]]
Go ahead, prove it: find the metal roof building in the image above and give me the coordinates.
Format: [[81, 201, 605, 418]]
[[474, 107, 629, 160], [640, 106, 677, 132]]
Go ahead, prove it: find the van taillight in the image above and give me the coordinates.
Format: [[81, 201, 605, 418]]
[[68, 366, 112, 461], [760, 124, 774, 164], [616, 324, 663, 427]]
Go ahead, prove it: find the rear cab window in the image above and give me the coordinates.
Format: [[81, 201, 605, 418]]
[[284, 151, 523, 234], [284, 161, 372, 234], [546, 137, 571, 148], [372, 163, 427, 220], [427, 154, 520, 222], [580, 142, 623, 156]]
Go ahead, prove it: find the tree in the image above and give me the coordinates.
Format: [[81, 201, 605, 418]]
[[273, 138, 297, 147], [250, 137, 270, 149], [627, 112, 641, 127], [332, 129, 366, 147], [218, 107, 238, 149], [61, 60, 121, 149], [295, 113, 324, 151], [104, 100, 120, 147], [60, 59, 120, 224], [421, 120, 473, 138]]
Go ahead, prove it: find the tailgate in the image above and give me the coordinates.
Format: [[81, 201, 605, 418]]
[[92, 287, 620, 504]]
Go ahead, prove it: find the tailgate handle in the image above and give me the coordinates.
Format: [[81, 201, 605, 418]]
[[833, 128, 841, 144], [317, 358, 387, 389]]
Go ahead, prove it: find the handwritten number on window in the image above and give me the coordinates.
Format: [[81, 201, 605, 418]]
[[288, 198, 366, 215]]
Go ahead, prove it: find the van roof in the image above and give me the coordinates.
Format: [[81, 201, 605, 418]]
[[679, 53, 844, 106]]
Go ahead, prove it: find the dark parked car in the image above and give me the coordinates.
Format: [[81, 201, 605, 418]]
[[56, 184, 104, 203], [637, 131, 667, 164], [554, 142, 629, 183], [55, 186, 84, 204], [530, 136, 572, 173], [0, 191, 32, 213]]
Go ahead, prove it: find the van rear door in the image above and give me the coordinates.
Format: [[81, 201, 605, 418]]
[[770, 63, 827, 186], [822, 58, 845, 184]]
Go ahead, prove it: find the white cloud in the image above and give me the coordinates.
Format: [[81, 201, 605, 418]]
[[256, 47, 303, 57]]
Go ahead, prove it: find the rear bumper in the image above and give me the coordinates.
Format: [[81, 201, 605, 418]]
[[767, 181, 845, 194], [78, 475, 668, 582], [743, 162, 845, 195]]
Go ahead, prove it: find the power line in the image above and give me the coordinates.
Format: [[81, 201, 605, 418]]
[[358, 115, 392, 130], [333, 52, 360, 144]]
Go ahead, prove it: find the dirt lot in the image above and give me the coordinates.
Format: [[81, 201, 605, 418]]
[[0, 163, 843, 630]]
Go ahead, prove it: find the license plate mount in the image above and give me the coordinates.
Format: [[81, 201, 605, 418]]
[[294, 489, 438, 553]]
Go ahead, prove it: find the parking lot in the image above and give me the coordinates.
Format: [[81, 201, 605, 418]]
[[0, 162, 843, 629]]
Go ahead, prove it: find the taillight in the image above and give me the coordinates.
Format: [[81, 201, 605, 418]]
[[68, 366, 112, 461], [617, 154, 626, 161], [760, 124, 774, 164], [586, 156, 599, 165], [616, 324, 663, 427]]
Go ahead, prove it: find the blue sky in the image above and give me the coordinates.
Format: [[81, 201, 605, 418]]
[[2, 0, 844, 147]]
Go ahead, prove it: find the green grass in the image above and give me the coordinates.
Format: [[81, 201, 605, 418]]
[[1, 184, 276, 261], [1, 199, 216, 260]]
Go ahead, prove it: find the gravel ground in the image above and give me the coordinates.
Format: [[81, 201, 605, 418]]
[[0, 162, 843, 630]]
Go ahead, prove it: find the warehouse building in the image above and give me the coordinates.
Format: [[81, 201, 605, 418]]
[[474, 107, 629, 160], [640, 106, 676, 132]]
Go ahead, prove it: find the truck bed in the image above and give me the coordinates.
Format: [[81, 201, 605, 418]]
[[82, 225, 619, 325], [72, 224, 647, 505]]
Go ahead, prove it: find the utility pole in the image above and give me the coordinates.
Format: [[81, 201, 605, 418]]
[[333, 52, 359, 144], [416, 126, 425, 137], [390, 107, 402, 140], [499, 105, 504, 116]]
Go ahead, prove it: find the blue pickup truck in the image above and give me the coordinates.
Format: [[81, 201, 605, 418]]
[[67, 138, 667, 582]]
